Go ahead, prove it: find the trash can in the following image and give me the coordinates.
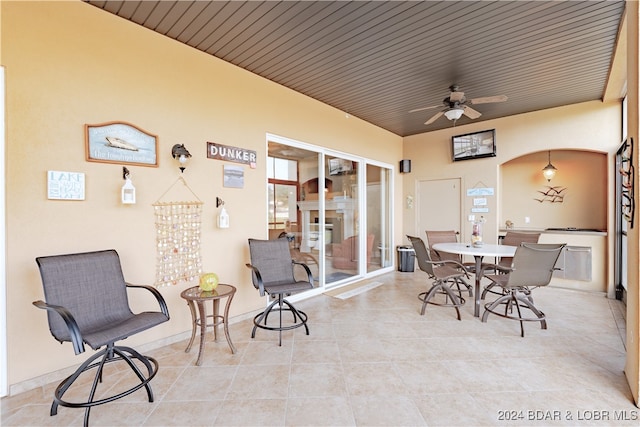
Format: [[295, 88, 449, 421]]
[[397, 245, 415, 272]]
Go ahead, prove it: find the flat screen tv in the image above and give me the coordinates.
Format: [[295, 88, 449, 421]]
[[452, 129, 496, 162]]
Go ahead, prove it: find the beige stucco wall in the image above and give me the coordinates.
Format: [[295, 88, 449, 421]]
[[626, 0, 640, 407], [403, 101, 621, 243], [1, 1, 402, 389], [501, 150, 607, 231]]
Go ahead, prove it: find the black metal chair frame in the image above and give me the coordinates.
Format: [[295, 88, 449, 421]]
[[33, 250, 169, 427], [481, 243, 565, 337], [246, 238, 314, 346]]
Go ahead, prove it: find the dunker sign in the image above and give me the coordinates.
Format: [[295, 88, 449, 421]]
[[207, 142, 257, 168]]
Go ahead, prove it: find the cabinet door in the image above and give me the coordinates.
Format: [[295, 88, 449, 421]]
[[553, 246, 592, 281]]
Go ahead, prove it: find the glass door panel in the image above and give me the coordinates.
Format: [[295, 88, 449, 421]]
[[367, 164, 392, 273], [325, 155, 359, 285], [268, 142, 320, 282]]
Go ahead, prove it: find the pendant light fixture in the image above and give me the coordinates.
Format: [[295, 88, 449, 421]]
[[542, 150, 557, 182]]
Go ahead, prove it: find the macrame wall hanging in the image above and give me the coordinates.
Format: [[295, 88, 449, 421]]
[[153, 177, 203, 287]]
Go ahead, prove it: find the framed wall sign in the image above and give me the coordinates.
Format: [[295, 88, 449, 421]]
[[85, 122, 158, 167], [47, 171, 85, 200], [452, 129, 496, 162]]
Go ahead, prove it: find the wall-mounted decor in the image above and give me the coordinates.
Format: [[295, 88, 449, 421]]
[[86, 122, 158, 167], [207, 142, 257, 168], [620, 137, 635, 228], [47, 170, 85, 200], [223, 165, 244, 188], [153, 177, 203, 287], [466, 187, 494, 196], [534, 186, 566, 203], [153, 201, 203, 287], [452, 129, 496, 161]]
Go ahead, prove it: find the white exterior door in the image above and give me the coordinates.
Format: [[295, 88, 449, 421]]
[[417, 178, 462, 238]]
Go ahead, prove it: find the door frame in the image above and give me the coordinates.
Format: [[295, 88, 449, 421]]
[[1, 66, 7, 397]]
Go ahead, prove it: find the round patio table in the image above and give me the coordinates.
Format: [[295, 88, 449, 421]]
[[432, 242, 517, 317]]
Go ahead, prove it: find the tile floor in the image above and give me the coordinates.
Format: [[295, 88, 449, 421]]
[[2, 271, 638, 426]]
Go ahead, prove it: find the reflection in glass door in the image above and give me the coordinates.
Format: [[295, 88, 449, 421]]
[[268, 135, 394, 290], [324, 155, 359, 285], [367, 165, 392, 272], [268, 143, 320, 282]]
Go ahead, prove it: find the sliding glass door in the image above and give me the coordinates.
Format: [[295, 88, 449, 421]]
[[268, 135, 393, 289]]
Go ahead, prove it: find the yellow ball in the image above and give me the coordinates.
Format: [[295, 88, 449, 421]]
[[199, 272, 219, 291]]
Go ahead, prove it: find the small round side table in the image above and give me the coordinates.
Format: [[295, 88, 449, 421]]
[[180, 284, 237, 366]]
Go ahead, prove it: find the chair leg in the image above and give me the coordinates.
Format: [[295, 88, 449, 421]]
[[251, 295, 309, 346], [252, 298, 281, 338], [418, 279, 463, 320], [51, 344, 158, 427], [482, 293, 512, 323], [481, 282, 506, 300], [482, 290, 547, 337], [460, 277, 473, 297], [441, 282, 462, 321], [514, 293, 547, 330], [280, 299, 310, 335], [51, 348, 108, 417], [480, 283, 494, 300]]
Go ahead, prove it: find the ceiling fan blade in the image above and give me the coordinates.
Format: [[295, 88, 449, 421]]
[[409, 104, 441, 113], [463, 106, 482, 119], [469, 95, 508, 104], [449, 91, 465, 102], [424, 111, 444, 125]]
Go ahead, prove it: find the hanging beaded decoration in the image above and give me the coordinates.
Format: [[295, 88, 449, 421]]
[[153, 177, 203, 287]]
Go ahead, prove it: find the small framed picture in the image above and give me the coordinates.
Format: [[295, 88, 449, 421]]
[[85, 122, 158, 167], [47, 171, 85, 200], [223, 165, 244, 188], [452, 129, 496, 162]]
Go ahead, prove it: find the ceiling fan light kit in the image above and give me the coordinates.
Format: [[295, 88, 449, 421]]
[[444, 108, 464, 121], [410, 84, 508, 127]]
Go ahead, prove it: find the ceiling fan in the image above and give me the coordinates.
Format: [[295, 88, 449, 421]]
[[409, 85, 508, 125]]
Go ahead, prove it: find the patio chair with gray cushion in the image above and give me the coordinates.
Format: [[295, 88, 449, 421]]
[[33, 250, 170, 427], [246, 238, 314, 345], [481, 243, 565, 337]]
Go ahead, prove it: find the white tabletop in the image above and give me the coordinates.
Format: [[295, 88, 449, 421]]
[[432, 242, 517, 258]]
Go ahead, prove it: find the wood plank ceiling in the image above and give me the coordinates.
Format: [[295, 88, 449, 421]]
[[84, 1, 626, 137]]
